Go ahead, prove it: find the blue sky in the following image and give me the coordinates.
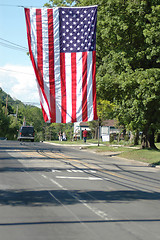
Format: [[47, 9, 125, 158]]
[[0, 0, 48, 106]]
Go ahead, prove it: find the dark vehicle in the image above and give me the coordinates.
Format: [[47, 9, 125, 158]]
[[18, 126, 34, 142]]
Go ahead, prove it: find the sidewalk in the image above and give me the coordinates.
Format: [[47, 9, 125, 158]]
[[44, 141, 104, 147], [44, 141, 160, 169], [44, 141, 123, 158]]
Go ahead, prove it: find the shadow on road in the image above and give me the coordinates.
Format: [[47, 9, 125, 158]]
[[0, 189, 160, 206], [0, 218, 159, 226]]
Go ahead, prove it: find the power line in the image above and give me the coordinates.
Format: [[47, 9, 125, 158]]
[[0, 4, 46, 8], [0, 67, 34, 76], [0, 4, 22, 7], [0, 37, 28, 50], [0, 37, 28, 52], [0, 42, 27, 52], [7, 101, 40, 105], [23, 102, 40, 105]]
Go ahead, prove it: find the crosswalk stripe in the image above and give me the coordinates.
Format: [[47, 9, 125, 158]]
[[52, 169, 96, 173], [56, 176, 103, 180]]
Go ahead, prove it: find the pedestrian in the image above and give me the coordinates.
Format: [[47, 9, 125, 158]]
[[58, 131, 62, 141], [83, 129, 88, 143], [62, 132, 66, 141]]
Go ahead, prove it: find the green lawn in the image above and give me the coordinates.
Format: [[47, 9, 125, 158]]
[[89, 142, 160, 165], [49, 140, 160, 165], [119, 147, 160, 165]]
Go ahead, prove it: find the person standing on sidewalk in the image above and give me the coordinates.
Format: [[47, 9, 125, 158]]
[[83, 129, 88, 143]]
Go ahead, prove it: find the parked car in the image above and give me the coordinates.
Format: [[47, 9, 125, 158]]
[[0, 137, 7, 140], [17, 126, 34, 142]]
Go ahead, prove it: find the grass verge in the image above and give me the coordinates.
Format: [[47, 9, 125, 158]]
[[49, 140, 160, 165], [89, 142, 160, 166], [119, 148, 160, 165]]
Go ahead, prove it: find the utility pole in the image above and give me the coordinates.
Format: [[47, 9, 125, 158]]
[[23, 116, 26, 126], [16, 106, 18, 122], [98, 117, 100, 146], [5, 95, 8, 116]]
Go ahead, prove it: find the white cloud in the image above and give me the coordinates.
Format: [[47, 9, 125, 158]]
[[0, 64, 40, 106]]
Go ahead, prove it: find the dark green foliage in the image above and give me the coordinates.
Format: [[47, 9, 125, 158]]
[[0, 101, 10, 137], [0, 88, 45, 140], [45, 0, 160, 148]]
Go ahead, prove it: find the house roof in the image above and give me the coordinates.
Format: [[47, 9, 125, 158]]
[[79, 119, 117, 127], [102, 119, 117, 127], [79, 122, 89, 127]]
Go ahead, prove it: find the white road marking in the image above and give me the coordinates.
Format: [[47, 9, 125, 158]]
[[41, 174, 67, 190], [40, 173, 111, 221], [56, 176, 103, 181], [52, 169, 97, 173], [72, 169, 83, 172]]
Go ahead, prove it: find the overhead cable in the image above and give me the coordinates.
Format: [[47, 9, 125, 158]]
[[0, 37, 27, 50], [0, 42, 27, 52], [0, 67, 34, 76], [0, 4, 45, 8], [0, 37, 28, 52]]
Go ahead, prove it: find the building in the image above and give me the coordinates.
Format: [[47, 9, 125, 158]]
[[74, 122, 90, 140], [74, 120, 120, 141], [100, 120, 120, 142]]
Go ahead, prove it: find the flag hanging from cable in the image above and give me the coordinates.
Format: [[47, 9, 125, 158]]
[[24, 6, 98, 123]]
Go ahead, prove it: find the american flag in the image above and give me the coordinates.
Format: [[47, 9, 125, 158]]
[[25, 6, 98, 123]]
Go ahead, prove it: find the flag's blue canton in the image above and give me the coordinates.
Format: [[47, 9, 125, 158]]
[[59, 7, 97, 53]]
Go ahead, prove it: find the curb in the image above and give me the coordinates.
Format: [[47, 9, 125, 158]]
[[43, 141, 160, 169]]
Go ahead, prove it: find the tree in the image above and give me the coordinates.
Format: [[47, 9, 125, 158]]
[[143, 4, 160, 64], [114, 69, 160, 149], [0, 101, 10, 137], [0, 88, 47, 140], [88, 99, 114, 139], [44, 0, 75, 7], [95, 0, 160, 149], [48, 123, 74, 140], [45, 0, 160, 149], [7, 116, 19, 140]]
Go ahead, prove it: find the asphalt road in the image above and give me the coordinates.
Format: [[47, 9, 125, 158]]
[[0, 140, 160, 240]]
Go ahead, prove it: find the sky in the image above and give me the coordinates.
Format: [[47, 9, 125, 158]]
[[0, 0, 49, 106]]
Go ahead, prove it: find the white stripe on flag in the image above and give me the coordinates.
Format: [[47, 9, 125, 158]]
[[30, 9, 37, 67], [53, 8, 61, 123], [30, 8, 51, 122], [65, 53, 72, 123], [42, 9, 50, 109], [25, 7, 98, 123], [76, 52, 83, 122], [37, 81, 51, 122], [87, 51, 93, 121]]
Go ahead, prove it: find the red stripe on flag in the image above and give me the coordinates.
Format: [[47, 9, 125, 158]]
[[40, 102, 49, 122], [82, 52, 88, 122], [48, 9, 56, 123], [25, 9, 40, 84], [60, 52, 66, 123], [25, 8, 51, 122], [25, 9, 32, 65], [71, 52, 77, 123], [25, 7, 98, 124], [36, 9, 43, 88], [92, 51, 98, 120]]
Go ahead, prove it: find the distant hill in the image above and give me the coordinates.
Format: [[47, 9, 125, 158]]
[[0, 87, 44, 141], [0, 87, 26, 109]]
